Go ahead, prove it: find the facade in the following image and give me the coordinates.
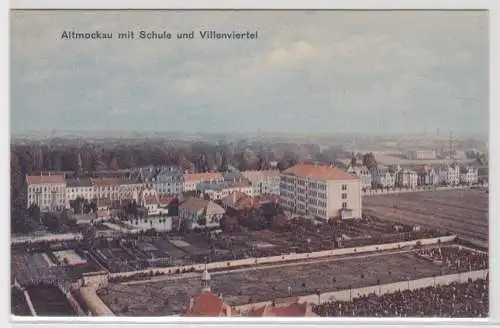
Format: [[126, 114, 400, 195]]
[[438, 164, 460, 185], [407, 150, 436, 160], [241, 170, 281, 196], [183, 172, 224, 192], [395, 169, 418, 188], [178, 197, 226, 229], [346, 165, 372, 190], [152, 166, 184, 196], [370, 166, 396, 189], [460, 166, 479, 185], [142, 195, 172, 216], [26, 175, 67, 211], [280, 164, 362, 220], [65, 178, 94, 204], [118, 179, 145, 202], [417, 167, 440, 186], [91, 178, 121, 202], [199, 180, 254, 201]]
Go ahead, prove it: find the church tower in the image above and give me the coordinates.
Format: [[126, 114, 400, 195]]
[[201, 263, 211, 292]]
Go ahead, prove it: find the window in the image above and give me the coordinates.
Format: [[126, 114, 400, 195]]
[[342, 193, 347, 199], [342, 202, 348, 209], [341, 184, 347, 191]]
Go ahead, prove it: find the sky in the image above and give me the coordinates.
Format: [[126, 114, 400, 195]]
[[10, 10, 489, 136]]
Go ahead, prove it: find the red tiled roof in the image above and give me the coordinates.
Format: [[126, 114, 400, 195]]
[[144, 195, 173, 206], [184, 172, 223, 182], [179, 197, 210, 213], [91, 178, 120, 186], [221, 192, 256, 210], [26, 175, 66, 185], [284, 164, 358, 181], [185, 291, 226, 316]]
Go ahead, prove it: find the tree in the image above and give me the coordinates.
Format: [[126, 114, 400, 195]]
[[362, 152, 377, 170]]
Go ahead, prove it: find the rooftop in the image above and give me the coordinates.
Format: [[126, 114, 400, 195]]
[[179, 197, 211, 213], [26, 175, 66, 185], [66, 177, 93, 187], [283, 164, 358, 181], [184, 291, 227, 317], [184, 172, 224, 182]]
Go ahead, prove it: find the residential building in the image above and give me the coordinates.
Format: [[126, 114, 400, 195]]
[[370, 165, 396, 189], [346, 165, 372, 190], [279, 163, 362, 220], [142, 195, 172, 216], [152, 166, 184, 196], [416, 166, 440, 186], [65, 177, 94, 204], [395, 168, 418, 188], [118, 178, 145, 202], [438, 164, 460, 185], [199, 180, 254, 201], [220, 191, 257, 212], [460, 166, 479, 185], [178, 197, 226, 229], [407, 150, 436, 160], [91, 178, 120, 202], [241, 170, 281, 196], [183, 172, 224, 192], [26, 175, 67, 211]]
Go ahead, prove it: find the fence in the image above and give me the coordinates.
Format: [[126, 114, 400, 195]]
[[237, 269, 488, 312], [109, 235, 456, 279], [362, 185, 473, 197]]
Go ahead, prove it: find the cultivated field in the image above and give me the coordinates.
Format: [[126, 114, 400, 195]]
[[363, 190, 488, 245], [98, 248, 464, 316]]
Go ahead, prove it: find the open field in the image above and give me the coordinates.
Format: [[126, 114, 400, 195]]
[[363, 190, 488, 245], [98, 247, 471, 316]]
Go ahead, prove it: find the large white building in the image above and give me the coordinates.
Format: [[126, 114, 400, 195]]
[[407, 150, 437, 160], [65, 177, 94, 204], [346, 165, 372, 190], [241, 170, 281, 196], [438, 164, 460, 185], [198, 180, 254, 201], [395, 169, 418, 188], [280, 164, 362, 220], [26, 175, 67, 211], [460, 166, 479, 185]]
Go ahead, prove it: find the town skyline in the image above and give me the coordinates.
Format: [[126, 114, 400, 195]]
[[10, 10, 488, 135]]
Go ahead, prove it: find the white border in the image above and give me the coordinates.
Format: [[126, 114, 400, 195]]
[[4, 0, 499, 327]]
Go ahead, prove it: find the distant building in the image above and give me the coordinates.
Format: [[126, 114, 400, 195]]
[[142, 195, 172, 216], [178, 197, 226, 229], [199, 180, 254, 201], [220, 191, 257, 213], [438, 164, 460, 185], [26, 175, 66, 211], [346, 165, 372, 190], [65, 177, 94, 204], [370, 165, 396, 189], [241, 170, 281, 196], [407, 150, 436, 160], [460, 166, 479, 185], [395, 168, 418, 188], [153, 166, 184, 196], [280, 163, 362, 220], [416, 166, 440, 186], [183, 172, 224, 192], [91, 178, 120, 202]]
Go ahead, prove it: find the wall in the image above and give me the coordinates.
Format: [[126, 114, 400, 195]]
[[237, 269, 488, 312], [11, 233, 84, 245], [79, 287, 115, 316], [59, 286, 86, 316], [110, 235, 456, 279]]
